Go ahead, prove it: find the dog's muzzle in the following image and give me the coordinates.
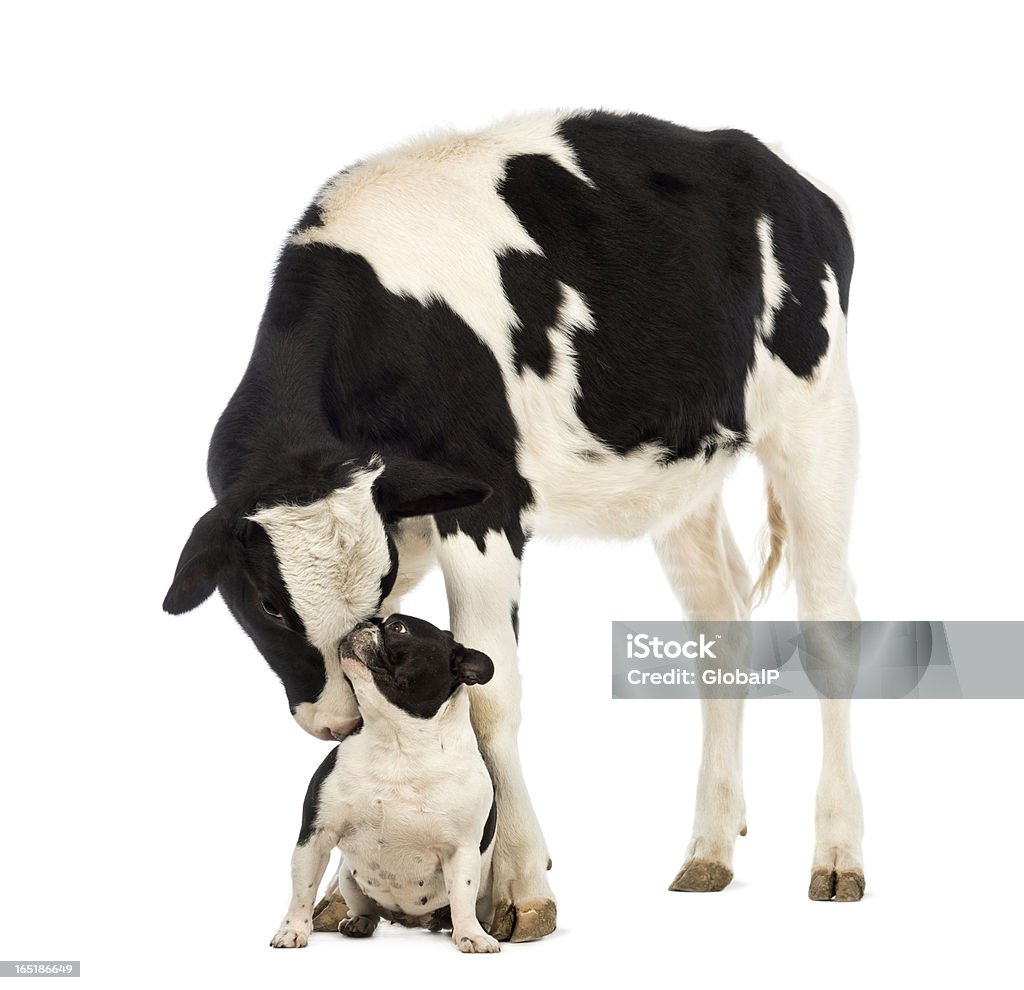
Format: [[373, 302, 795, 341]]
[[340, 621, 381, 666]]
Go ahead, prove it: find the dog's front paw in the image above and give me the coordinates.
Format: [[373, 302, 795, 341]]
[[270, 923, 311, 948], [339, 914, 379, 938], [454, 929, 501, 953]]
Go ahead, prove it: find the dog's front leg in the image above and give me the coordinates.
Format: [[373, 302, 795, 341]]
[[437, 530, 556, 943], [270, 831, 336, 948], [443, 846, 499, 954]]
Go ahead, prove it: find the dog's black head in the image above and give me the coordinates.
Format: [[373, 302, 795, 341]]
[[340, 614, 494, 720]]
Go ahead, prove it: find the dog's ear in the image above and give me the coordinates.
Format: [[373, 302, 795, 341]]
[[454, 647, 494, 686], [374, 458, 491, 521], [163, 506, 232, 614]]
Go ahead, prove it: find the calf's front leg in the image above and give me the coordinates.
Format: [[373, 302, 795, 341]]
[[437, 530, 556, 943]]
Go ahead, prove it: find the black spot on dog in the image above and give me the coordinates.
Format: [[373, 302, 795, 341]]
[[297, 745, 339, 846]]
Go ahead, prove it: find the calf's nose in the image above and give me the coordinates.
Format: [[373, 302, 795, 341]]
[[314, 716, 362, 741]]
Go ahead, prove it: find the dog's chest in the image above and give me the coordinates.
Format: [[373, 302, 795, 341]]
[[326, 734, 492, 918], [337, 781, 451, 914]]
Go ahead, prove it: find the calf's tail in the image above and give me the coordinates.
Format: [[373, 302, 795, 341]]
[[750, 483, 787, 607]]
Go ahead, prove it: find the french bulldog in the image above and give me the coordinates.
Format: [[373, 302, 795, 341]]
[[270, 614, 500, 953]]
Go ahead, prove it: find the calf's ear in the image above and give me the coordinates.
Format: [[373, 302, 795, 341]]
[[162, 506, 231, 614], [373, 458, 491, 521], [455, 647, 494, 686]]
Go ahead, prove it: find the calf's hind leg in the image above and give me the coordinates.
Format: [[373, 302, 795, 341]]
[[654, 495, 751, 892], [757, 346, 865, 901]]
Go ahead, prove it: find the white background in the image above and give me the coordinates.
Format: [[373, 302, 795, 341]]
[[2, 2, 1022, 987]]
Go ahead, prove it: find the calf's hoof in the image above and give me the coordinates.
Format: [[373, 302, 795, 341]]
[[669, 859, 733, 892], [311, 892, 349, 932], [809, 868, 866, 902], [489, 897, 557, 942]]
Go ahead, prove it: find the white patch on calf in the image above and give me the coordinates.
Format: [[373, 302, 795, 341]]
[[247, 466, 391, 653], [754, 215, 788, 343]]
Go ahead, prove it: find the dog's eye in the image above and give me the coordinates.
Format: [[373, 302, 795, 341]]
[[388, 621, 408, 634], [261, 600, 283, 620]]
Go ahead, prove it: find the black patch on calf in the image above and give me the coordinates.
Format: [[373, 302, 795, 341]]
[[298, 745, 339, 846], [379, 529, 399, 606], [510, 603, 519, 643], [217, 521, 327, 713], [500, 251, 562, 377], [762, 196, 853, 377], [649, 170, 689, 196], [293, 200, 325, 234]]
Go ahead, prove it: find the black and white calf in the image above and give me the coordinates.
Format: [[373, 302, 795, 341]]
[[164, 110, 865, 938], [271, 615, 500, 953]]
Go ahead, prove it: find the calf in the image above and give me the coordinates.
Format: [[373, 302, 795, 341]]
[[164, 111, 864, 939]]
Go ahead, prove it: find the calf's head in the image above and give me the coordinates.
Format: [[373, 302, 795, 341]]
[[162, 458, 489, 740]]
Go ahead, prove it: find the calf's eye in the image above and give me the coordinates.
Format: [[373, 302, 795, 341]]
[[261, 600, 283, 619], [388, 621, 408, 634]]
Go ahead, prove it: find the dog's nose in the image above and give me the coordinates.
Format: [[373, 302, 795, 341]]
[[355, 618, 381, 632]]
